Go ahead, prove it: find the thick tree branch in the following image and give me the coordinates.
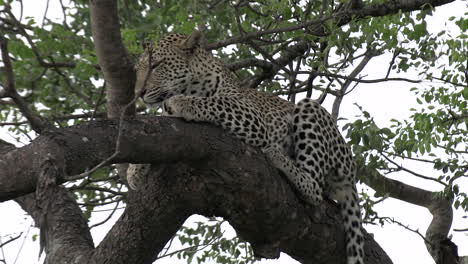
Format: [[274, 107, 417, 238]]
[[16, 188, 94, 263], [0, 116, 392, 264], [0, 138, 15, 154], [4, 134, 93, 264], [358, 165, 456, 263], [89, 0, 137, 178], [226, 58, 274, 72], [89, 0, 135, 118]]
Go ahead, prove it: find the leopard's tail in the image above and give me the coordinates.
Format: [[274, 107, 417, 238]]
[[339, 186, 365, 264]]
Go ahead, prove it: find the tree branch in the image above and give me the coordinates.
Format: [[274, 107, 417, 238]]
[[206, 0, 455, 50], [0, 233, 22, 248], [226, 58, 273, 72], [246, 40, 310, 88], [332, 49, 377, 119], [358, 164, 456, 263], [89, 0, 135, 119], [0, 116, 392, 264], [0, 37, 53, 133], [15, 187, 94, 263]]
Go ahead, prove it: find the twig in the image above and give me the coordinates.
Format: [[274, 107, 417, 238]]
[[156, 231, 223, 260], [381, 216, 431, 245], [297, 69, 423, 85], [41, 0, 50, 27], [385, 48, 400, 79], [432, 76, 467, 87], [0, 233, 23, 248], [89, 199, 122, 229], [78, 197, 123, 207], [332, 49, 376, 119], [247, 40, 291, 75], [381, 153, 447, 186], [91, 207, 125, 212], [63, 95, 140, 181], [64, 56, 156, 181], [69, 186, 125, 196], [13, 224, 31, 264], [159, 236, 175, 259], [287, 57, 302, 102], [58, 0, 69, 29], [207, 0, 226, 9], [90, 83, 107, 121], [0, 37, 52, 133], [382, 150, 436, 164], [18, 0, 24, 21]]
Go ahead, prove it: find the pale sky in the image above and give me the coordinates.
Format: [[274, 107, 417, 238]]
[[0, 1, 466, 264]]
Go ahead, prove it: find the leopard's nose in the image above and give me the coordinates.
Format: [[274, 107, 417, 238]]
[[158, 90, 168, 99], [138, 88, 147, 97]]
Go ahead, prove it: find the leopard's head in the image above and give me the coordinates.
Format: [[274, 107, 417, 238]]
[[135, 31, 205, 106]]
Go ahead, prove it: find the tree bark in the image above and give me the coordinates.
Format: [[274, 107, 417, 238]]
[[0, 117, 392, 264], [89, 0, 135, 119]]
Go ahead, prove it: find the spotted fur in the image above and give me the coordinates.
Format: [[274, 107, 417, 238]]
[[127, 31, 364, 264]]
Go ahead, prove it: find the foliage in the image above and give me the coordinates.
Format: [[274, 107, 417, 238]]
[[1, 0, 466, 263], [162, 217, 256, 264], [343, 8, 467, 221]]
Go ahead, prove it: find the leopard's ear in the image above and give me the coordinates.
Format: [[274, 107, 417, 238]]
[[179, 30, 203, 54]]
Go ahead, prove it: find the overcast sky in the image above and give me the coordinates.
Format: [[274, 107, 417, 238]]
[[0, 1, 466, 264]]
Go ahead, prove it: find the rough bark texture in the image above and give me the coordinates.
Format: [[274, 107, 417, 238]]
[[16, 188, 94, 264], [0, 117, 392, 264], [89, 0, 135, 119], [89, 0, 136, 178]]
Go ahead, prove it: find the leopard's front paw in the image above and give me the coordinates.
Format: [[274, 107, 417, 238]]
[[162, 95, 184, 117], [127, 164, 151, 190], [263, 146, 284, 169], [163, 95, 197, 121]]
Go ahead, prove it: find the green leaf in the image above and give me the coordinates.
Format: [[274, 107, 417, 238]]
[[413, 22, 427, 39]]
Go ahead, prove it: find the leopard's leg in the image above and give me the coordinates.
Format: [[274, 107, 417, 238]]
[[126, 163, 151, 190], [283, 98, 332, 206], [164, 95, 323, 205], [296, 98, 364, 264], [262, 146, 323, 205], [163, 95, 269, 146], [292, 98, 329, 188]]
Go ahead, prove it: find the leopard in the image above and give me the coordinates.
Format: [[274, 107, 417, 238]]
[[127, 31, 364, 264]]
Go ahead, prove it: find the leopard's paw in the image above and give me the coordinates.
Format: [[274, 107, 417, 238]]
[[162, 95, 185, 117], [163, 95, 197, 121], [127, 164, 151, 190]]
